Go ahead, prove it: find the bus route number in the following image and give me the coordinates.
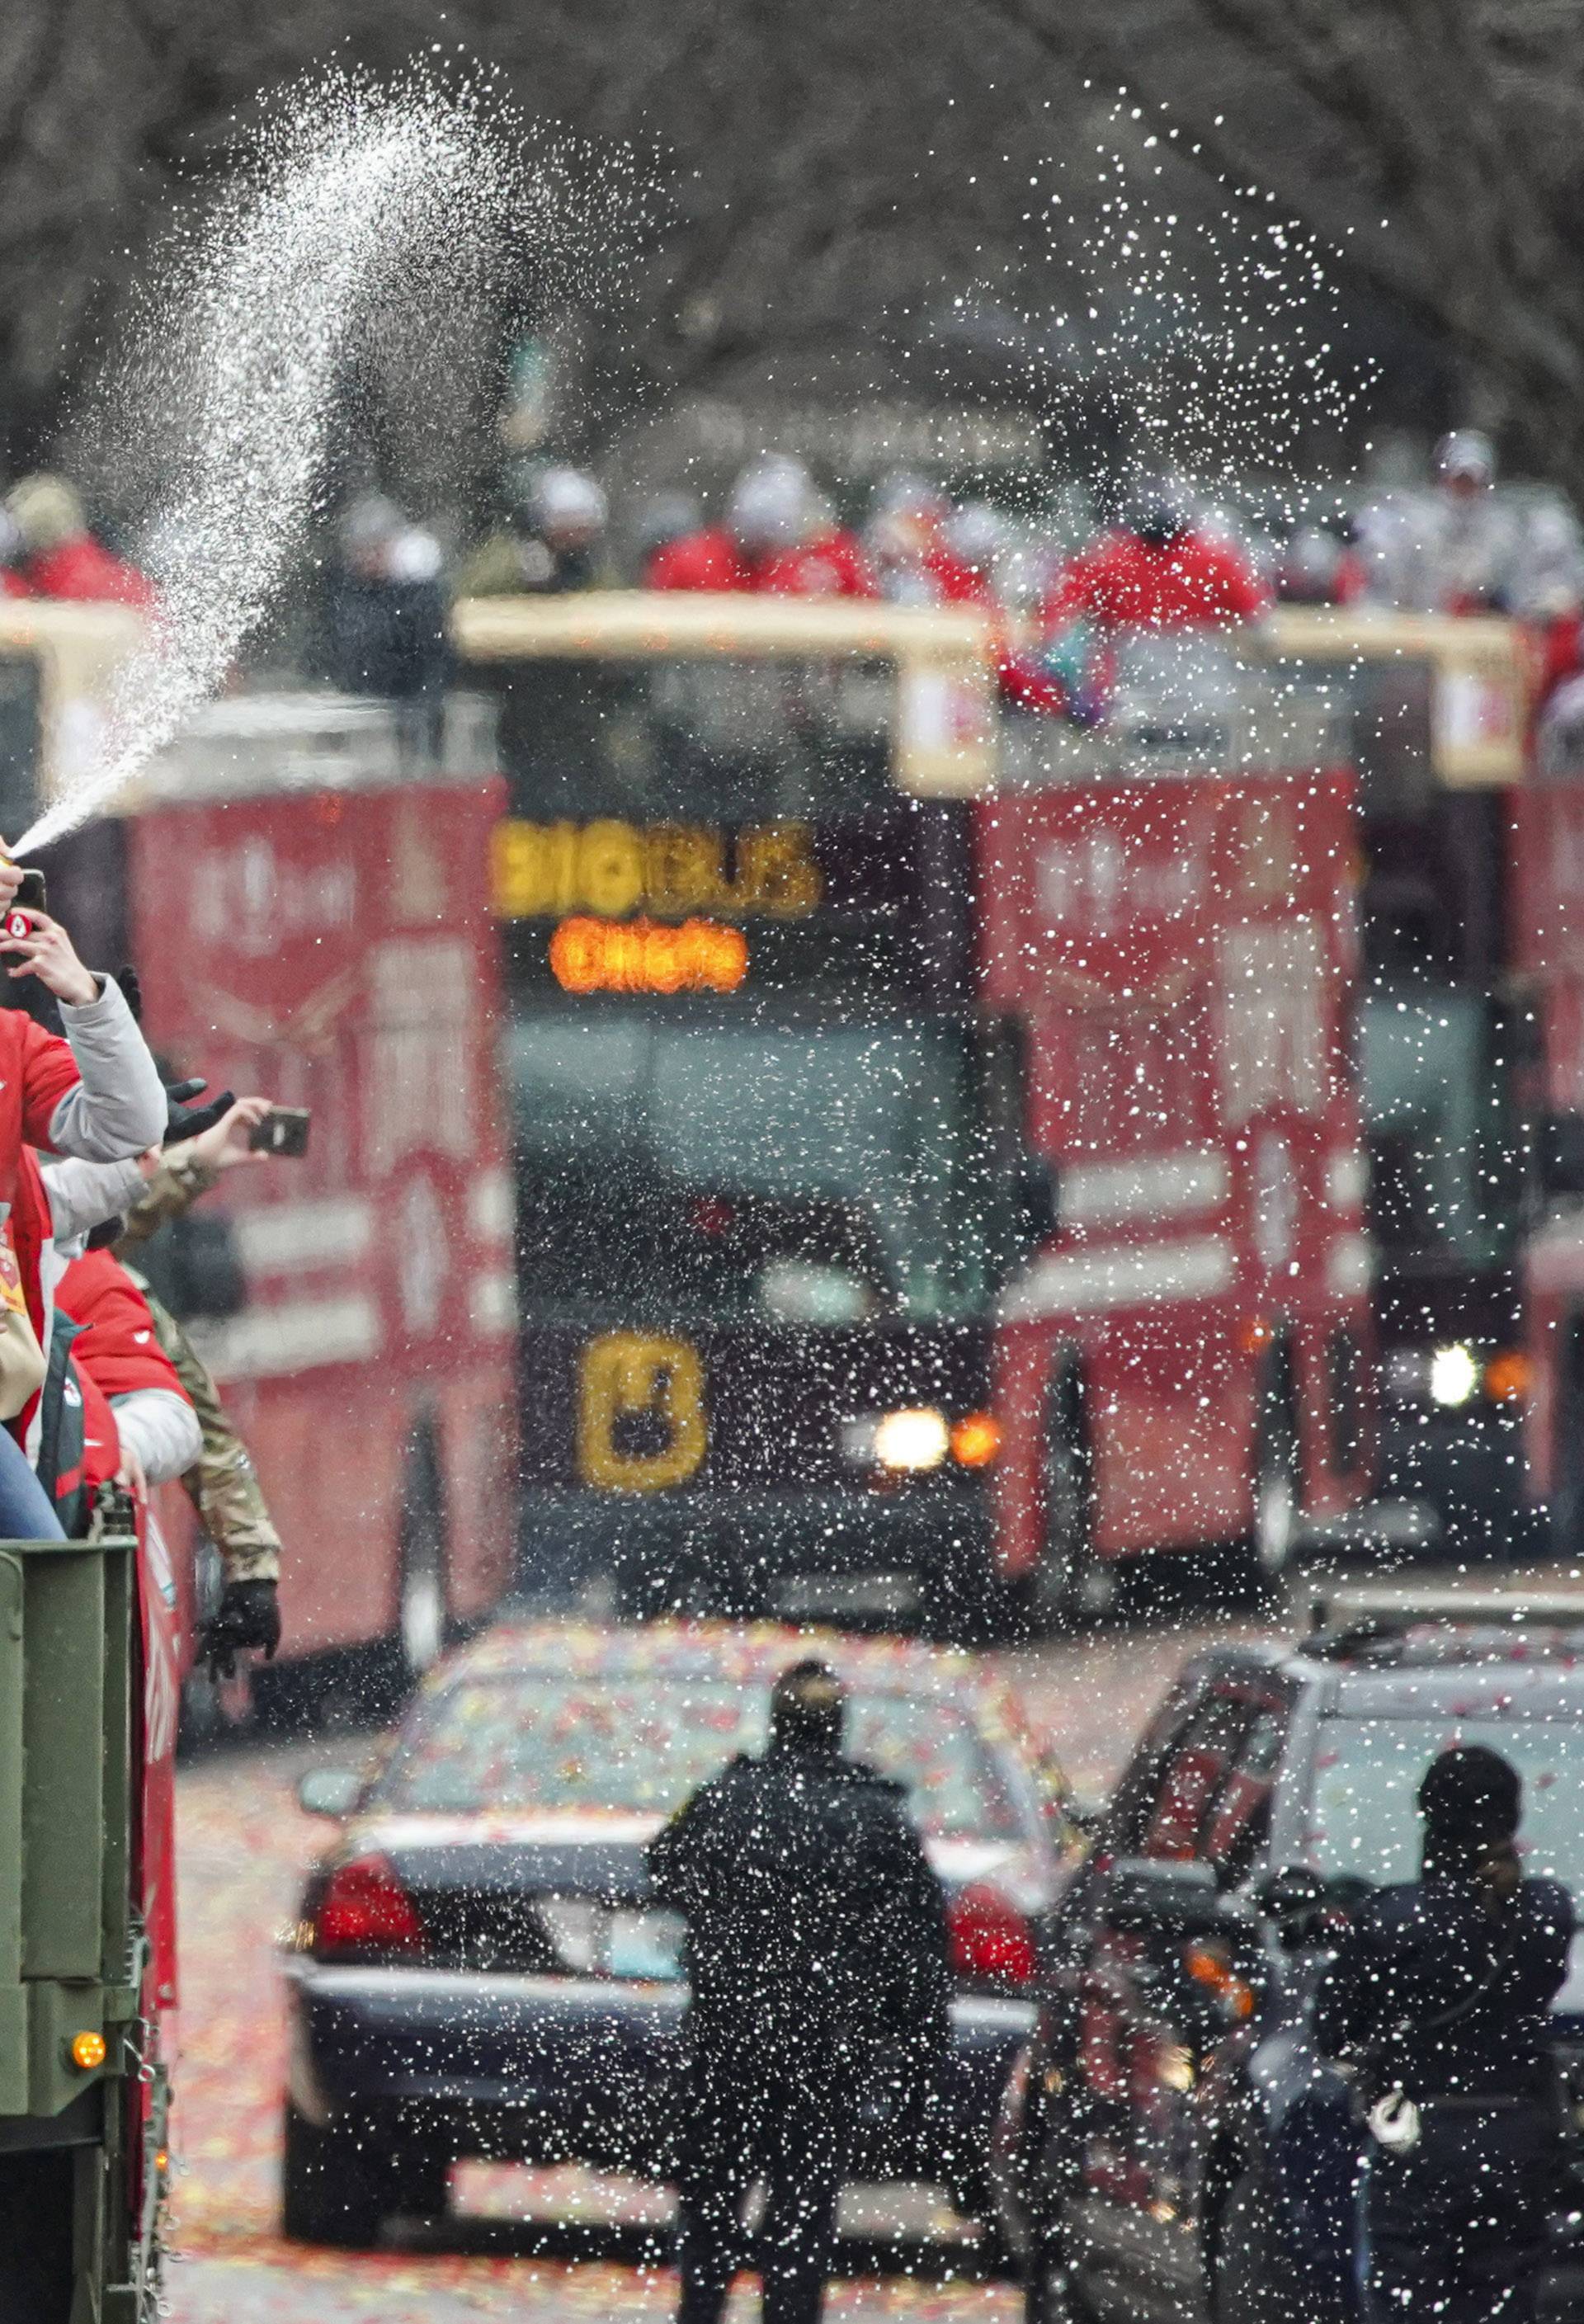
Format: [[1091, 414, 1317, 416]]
[[577, 1330, 708, 1492]]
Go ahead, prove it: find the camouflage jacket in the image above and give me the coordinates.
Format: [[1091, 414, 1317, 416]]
[[116, 1155, 280, 1584]]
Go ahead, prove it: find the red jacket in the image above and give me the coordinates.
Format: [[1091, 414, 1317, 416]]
[[646, 526, 878, 599], [23, 536, 156, 612], [922, 545, 997, 608], [1, 1021, 96, 1338], [56, 1250, 188, 1403], [753, 530, 876, 599], [1041, 529, 1267, 633], [645, 528, 747, 592]]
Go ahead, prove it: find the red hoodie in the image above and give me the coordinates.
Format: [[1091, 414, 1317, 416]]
[[646, 526, 878, 599], [56, 1250, 188, 1402], [24, 536, 156, 613], [1041, 528, 1267, 633]]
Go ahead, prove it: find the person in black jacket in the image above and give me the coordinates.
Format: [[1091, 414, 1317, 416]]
[[1313, 1743, 1575, 2322], [648, 1658, 950, 2324]]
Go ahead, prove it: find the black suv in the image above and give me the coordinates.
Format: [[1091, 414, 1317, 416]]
[[1008, 1587, 1584, 2323]]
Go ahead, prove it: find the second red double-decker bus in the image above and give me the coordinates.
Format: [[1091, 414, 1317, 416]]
[[979, 761, 1371, 1617]]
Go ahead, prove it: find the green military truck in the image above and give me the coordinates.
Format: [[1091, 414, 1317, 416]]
[[0, 1525, 177, 2322]]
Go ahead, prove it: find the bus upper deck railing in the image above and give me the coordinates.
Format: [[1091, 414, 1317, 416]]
[[0, 593, 1541, 823]]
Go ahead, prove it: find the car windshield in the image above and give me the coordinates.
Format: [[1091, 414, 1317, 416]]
[[1308, 1716, 1584, 1892], [507, 1015, 999, 1324], [373, 1672, 1025, 1841]]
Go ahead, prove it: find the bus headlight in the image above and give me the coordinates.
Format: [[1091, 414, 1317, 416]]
[[1428, 1344, 1481, 1407], [844, 1407, 951, 1472]]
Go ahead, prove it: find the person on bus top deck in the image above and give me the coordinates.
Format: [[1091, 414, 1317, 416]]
[[38, 1093, 285, 1666], [863, 471, 998, 610], [3, 474, 157, 610], [1041, 478, 1270, 635], [0, 869, 165, 1539], [456, 466, 618, 596], [1313, 1744, 1576, 2324], [1002, 476, 1270, 719], [646, 455, 878, 598]]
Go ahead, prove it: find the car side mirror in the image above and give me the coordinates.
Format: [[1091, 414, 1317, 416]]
[[1106, 1856, 1230, 1936], [297, 1766, 362, 1818], [1062, 1782, 1107, 1837], [1253, 1864, 1370, 1951]]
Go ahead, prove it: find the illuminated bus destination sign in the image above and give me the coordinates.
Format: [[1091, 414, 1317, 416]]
[[549, 915, 748, 995], [492, 818, 822, 922]]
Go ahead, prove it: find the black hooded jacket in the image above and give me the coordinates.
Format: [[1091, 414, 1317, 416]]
[[648, 1741, 951, 2061], [1313, 1873, 1574, 2102]]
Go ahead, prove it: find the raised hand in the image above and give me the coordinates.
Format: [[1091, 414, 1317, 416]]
[[0, 910, 98, 1006]]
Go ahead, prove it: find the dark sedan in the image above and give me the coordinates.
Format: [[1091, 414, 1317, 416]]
[[1006, 1586, 1584, 2323], [280, 1619, 1080, 2249]]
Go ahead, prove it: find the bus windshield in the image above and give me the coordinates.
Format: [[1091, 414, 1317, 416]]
[[1362, 988, 1521, 1276], [507, 1012, 1000, 1326]]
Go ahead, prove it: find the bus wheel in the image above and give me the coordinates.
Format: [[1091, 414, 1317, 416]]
[[397, 1417, 450, 1683], [1024, 1375, 1103, 1635], [1244, 1392, 1300, 1600], [1551, 1316, 1584, 1559]]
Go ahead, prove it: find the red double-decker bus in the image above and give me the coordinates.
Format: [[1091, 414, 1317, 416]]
[[0, 596, 1393, 1650], [22, 690, 521, 1706], [978, 761, 1370, 1616], [455, 596, 1372, 1627]]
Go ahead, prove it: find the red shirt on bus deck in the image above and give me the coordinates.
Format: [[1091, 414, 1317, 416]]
[[1041, 527, 1269, 634], [23, 536, 156, 613], [55, 1250, 188, 1403], [645, 527, 747, 592], [752, 529, 878, 600], [920, 544, 998, 608], [646, 526, 878, 600]]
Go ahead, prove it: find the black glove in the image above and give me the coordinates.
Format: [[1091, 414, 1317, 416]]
[[202, 1579, 280, 1681], [165, 1084, 236, 1144]]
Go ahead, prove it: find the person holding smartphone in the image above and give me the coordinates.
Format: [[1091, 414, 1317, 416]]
[[0, 856, 165, 1535], [37, 1094, 286, 1662], [1315, 1746, 1575, 2322]]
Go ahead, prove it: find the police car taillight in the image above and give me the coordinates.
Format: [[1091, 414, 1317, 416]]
[[947, 1883, 1037, 1990], [313, 1854, 424, 1961]]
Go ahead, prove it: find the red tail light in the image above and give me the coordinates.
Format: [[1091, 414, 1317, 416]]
[[948, 1883, 1038, 1990], [313, 1854, 424, 1962]]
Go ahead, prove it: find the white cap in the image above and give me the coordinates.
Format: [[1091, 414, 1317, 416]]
[[728, 456, 814, 553], [1434, 429, 1497, 485], [532, 466, 608, 535]]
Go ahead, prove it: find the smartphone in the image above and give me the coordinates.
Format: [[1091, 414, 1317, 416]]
[[248, 1106, 311, 1158], [2, 868, 45, 945]]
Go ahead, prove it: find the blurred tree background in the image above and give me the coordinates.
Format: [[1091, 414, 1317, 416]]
[[0, 0, 1572, 501]]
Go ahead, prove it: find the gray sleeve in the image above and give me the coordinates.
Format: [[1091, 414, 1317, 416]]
[[46, 978, 167, 1161], [37, 1155, 146, 1245], [108, 1387, 204, 1485]]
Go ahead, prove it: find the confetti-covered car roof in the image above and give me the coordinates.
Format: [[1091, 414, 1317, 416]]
[[434, 1618, 998, 1700], [411, 1618, 1053, 1794]]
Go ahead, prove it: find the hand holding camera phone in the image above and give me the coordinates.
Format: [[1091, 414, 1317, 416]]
[[248, 1107, 311, 1158]]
